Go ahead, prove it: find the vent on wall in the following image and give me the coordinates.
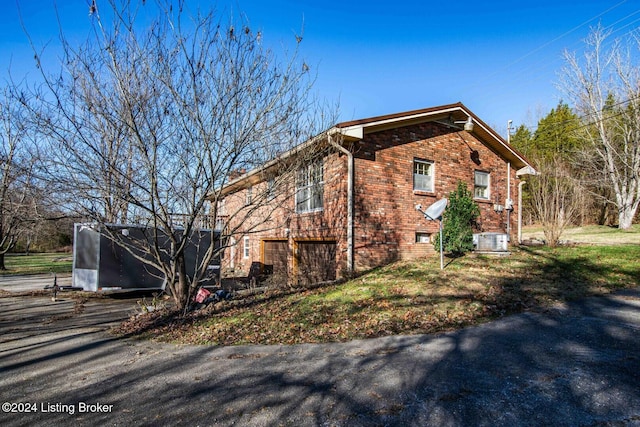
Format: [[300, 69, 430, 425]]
[[473, 233, 508, 252]]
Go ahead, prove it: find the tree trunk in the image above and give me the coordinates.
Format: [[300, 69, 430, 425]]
[[0, 252, 6, 270], [175, 252, 190, 312], [619, 207, 636, 230]]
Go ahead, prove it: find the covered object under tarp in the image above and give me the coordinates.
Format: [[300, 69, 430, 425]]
[[72, 223, 220, 292]]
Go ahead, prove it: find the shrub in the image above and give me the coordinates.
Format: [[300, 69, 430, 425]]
[[434, 181, 480, 255]]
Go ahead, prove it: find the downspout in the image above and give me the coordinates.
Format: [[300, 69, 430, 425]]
[[518, 181, 526, 244], [506, 162, 512, 241], [328, 133, 354, 273], [515, 165, 536, 244]]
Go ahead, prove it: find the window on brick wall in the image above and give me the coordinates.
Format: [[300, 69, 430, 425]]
[[246, 186, 253, 205], [295, 160, 324, 213], [243, 236, 250, 258], [413, 159, 434, 192], [474, 171, 490, 200], [266, 178, 276, 201], [415, 232, 431, 243], [217, 199, 226, 216]]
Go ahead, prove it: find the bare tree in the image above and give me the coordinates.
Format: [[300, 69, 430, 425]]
[[0, 83, 41, 269], [560, 25, 640, 229], [26, 0, 332, 310], [527, 157, 580, 247]]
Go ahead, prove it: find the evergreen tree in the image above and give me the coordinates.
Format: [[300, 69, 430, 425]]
[[510, 124, 534, 157], [434, 181, 479, 255], [532, 101, 581, 160]]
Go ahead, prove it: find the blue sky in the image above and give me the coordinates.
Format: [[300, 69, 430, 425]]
[[2, 1, 639, 137]]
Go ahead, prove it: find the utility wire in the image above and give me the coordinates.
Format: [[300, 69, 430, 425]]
[[463, 0, 632, 95], [514, 94, 640, 135], [462, 0, 640, 132]]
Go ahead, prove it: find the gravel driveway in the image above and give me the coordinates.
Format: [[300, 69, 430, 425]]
[[1, 285, 639, 426]]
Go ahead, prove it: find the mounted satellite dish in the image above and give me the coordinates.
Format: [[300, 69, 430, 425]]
[[424, 198, 447, 221], [416, 198, 448, 270]]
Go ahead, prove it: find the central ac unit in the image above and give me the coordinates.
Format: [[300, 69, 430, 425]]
[[473, 232, 509, 252]]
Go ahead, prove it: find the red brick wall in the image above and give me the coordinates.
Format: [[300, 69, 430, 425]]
[[218, 122, 521, 278], [352, 122, 519, 270], [219, 152, 349, 279]]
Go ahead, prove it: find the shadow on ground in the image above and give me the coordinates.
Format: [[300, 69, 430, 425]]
[[1, 283, 639, 426]]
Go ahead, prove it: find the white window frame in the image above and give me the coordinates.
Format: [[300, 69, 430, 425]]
[[413, 159, 434, 192], [474, 171, 490, 200], [415, 232, 431, 243], [246, 186, 253, 205], [266, 178, 276, 201], [217, 198, 226, 216], [243, 236, 250, 259], [295, 160, 324, 213]]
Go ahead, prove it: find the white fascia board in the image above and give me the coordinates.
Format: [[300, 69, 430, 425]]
[[334, 125, 363, 141], [362, 106, 462, 129], [462, 109, 534, 170]]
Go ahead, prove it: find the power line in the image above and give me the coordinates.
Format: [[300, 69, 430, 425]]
[[463, 0, 632, 95], [515, 94, 640, 134], [507, 0, 630, 70], [462, 1, 640, 131], [487, 6, 640, 135]]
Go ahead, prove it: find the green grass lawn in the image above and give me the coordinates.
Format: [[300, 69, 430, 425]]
[[118, 244, 640, 345], [522, 224, 640, 245], [1, 253, 73, 275]]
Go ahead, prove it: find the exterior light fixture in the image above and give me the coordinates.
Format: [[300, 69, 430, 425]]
[[463, 116, 474, 132], [452, 116, 474, 132]]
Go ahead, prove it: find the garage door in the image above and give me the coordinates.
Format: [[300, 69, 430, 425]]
[[296, 241, 336, 285], [262, 240, 289, 279]]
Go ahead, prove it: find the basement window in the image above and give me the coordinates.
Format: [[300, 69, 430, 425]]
[[416, 232, 431, 243]]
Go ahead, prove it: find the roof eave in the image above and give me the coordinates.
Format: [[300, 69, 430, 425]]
[[212, 102, 537, 199], [209, 129, 335, 200]]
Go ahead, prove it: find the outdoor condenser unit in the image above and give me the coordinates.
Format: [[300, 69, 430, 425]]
[[72, 223, 220, 292], [473, 232, 509, 252]]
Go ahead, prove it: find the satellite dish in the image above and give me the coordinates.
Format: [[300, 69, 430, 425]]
[[424, 198, 448, 220]]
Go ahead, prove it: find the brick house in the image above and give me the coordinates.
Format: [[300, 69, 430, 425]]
[[214, 102, 535, 284]]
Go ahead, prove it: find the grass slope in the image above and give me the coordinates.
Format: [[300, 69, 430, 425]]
[[117, 244, 640, 345]]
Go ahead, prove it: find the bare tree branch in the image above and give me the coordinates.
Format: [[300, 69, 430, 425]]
[[559, 25, 640, 229], [25, 0, 335, 310]]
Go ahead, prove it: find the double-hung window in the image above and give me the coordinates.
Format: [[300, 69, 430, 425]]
[[474, 171, 490, 200], [243, 236, 250, 258], [413, 159, 434, 192], [296, 161, 324, 213], [245, 186, 253, 205], [266, 178, 276, 201]]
